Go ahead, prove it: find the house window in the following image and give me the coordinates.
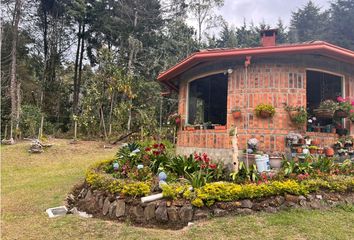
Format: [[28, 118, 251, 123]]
[[306, 70, 343, 132], [188, 73, 228, 126]]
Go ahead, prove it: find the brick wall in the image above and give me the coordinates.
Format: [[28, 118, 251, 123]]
[[176, 57, 354, 161]]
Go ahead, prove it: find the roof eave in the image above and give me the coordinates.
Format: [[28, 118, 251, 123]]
[[157, 42, 354, 84]]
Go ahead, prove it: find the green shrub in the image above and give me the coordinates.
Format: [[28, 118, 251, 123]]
[[19, 104, 42, 137], [161, 176, 354, 207], [85, 159, 151, 197]]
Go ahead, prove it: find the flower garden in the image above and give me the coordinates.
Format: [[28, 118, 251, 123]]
[[68, 139, 354, 228]]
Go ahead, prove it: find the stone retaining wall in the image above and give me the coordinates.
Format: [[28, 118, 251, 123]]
[[67, 183, 354, 229]]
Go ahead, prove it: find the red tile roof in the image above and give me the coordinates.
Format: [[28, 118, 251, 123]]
[[157, 41, 354, 84]]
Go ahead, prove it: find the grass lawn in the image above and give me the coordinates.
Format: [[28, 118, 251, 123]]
[[1, 139, 354, 240]]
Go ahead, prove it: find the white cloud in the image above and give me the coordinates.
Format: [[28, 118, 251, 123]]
[[217, 0, 330, 27]]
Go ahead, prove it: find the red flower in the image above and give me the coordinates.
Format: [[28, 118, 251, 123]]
[[143, 155, 150, 160], [153, 143, 159, 148], [153, 150, 160, 156], [145, 147, 151, 152], [194, 153, 202, 161], [159, 143, 165, 150], [201, 164, 207, 169], [209, 164, 217, 169]]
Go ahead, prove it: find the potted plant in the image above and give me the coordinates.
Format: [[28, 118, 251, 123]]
[[247, 138, 259, 152], [335, 96, 352, 118], [214, 125, 226, 130], [308, 145, 318, 154], [231, 107, 242, 119], [255, 104, 275, 118], [336, 125, 348, 136], [311, 139, 320, 146], [286, 132, 302, 145], [337, 148, 347, 156], [284, 104, 307, 126], [324, 147, 335, 157], [317, 147, 324, 154], [296, 146, 303, 154], [203, 121, 213, 130], [185, 125, 195, 131], [304, 136, 311, 145], [269, 152, 282, 169], [313, 100, 338, 119]]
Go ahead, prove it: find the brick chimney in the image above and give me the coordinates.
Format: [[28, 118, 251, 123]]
[[260, 29, 278, 47]]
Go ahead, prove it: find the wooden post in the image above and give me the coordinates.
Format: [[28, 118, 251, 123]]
[[4, 124, 8, 139], [232, 127, 239, 173], [74, 120, 77, 139], [38, 115, 44, 139]]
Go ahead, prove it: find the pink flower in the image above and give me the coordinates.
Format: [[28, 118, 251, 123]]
[[337, 96, 345, 102], [351, 101, 354, 106]]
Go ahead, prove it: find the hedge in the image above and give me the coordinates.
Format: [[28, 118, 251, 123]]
[[162, 176, 354, 207]]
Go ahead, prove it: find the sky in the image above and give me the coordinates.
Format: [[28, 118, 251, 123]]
[[216, 0, 330, 27]]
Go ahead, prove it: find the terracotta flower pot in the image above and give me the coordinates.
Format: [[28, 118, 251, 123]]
[[214, 125, 226, 130], [314, 126, 321, 132], [309, 148, 317, 154], [260, 111, 271, 118], [232, 111, 242, 119], [296, 147, 303, 154], [185, 126, 195, 131], [311, 139, 320, 146], [325, 147, 334, 157]]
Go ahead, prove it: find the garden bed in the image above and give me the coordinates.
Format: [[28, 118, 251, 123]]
[[68, 182, 354, 229], [67, 141, 354, 229]]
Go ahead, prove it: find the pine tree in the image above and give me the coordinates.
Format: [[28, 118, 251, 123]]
[[289, 0, 329, 42]]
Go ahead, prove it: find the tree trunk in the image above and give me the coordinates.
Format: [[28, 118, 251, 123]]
[[9, 0, 23, 140], [77, 23, 85, 112], [127, 7, 138, 131], [73, 22, 81, 114], [16, 82, 21, 138]]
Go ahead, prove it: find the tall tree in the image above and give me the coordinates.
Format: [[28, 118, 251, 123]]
[[289, 0, 329, 42], [276, 18, 288, 44], [188, 0, 224, 44], [327, 0, 354, 50], [215, 20, 238, 48], [8, 0, 23, 140]]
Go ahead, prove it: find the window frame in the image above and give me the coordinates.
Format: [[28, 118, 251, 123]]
[[185, 71, 227, 126], [305, 68, 346, 128]]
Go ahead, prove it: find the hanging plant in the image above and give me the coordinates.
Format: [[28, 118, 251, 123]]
[[284, 104, 307, 126], [335, 96, 352, 118], [313, 100, 337, 119], [231, 107, 241, 119], [255, 104, 275, 118]]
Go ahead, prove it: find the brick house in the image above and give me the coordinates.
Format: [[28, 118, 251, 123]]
[[157, 30, 354, 163]]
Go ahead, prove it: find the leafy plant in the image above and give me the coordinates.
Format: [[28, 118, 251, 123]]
[[255, 104, 275, 118], [318, 99, 338, 111], [19, 104, 42, 137], [230, 162, 259, 183], [312, 156, 334, 173], [285, 105, 307, 125]]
